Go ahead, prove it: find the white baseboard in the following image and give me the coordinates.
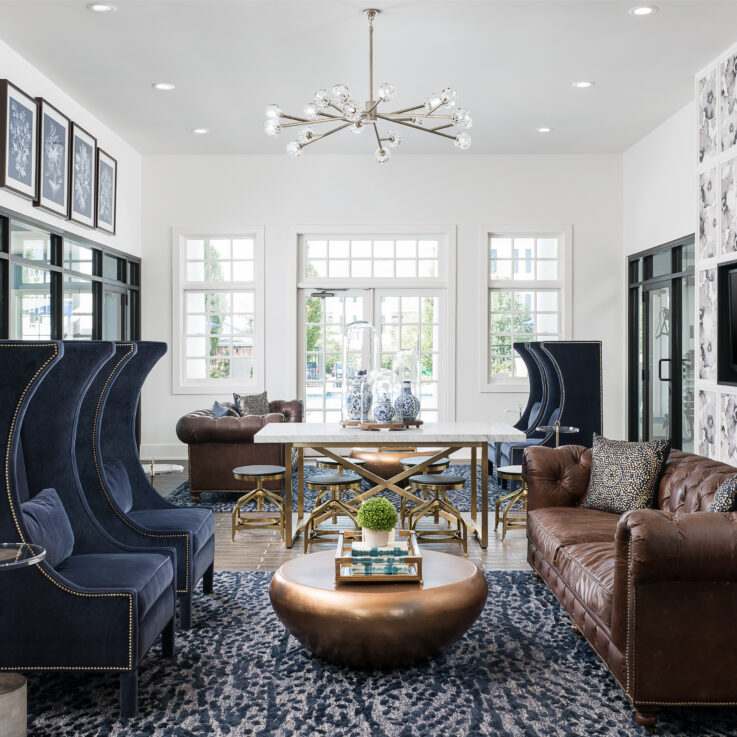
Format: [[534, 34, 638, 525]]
[[140, 443, 188, 462]]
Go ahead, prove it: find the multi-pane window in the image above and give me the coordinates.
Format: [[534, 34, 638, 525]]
[[298, 229, 453, 422], [303, 237, 441, 280], [485, 230, 569, 384], [174, 230, 263, 392]]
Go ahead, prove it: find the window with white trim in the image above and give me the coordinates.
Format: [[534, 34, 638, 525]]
[[172, 228, 264, 394], [483, 227, 571, 388], [297, 228, 455, 422]]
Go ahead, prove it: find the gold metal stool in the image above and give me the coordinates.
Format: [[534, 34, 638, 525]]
[[303, 472, 362, 552], [314, 456, 366, 473], [232, 465, 287, 541], [399, 455, 451, 526], [407, 473, 468, 556], [494, 464, 527, 541]]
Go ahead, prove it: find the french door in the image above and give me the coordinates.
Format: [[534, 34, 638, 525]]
[[299, 288, 446, 423]]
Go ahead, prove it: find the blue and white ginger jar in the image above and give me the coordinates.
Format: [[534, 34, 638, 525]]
[[394, 380, 420, 421], [373, 393, 395, 423], [345, 370, 372, 420]]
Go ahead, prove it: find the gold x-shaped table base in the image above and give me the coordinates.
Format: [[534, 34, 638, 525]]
[[282, 441, 489, 549]]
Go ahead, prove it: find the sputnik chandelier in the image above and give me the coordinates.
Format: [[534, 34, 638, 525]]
[[263, 8, 472, 163]]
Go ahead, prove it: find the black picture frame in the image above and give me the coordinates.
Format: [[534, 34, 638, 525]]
[[69, 122, 97, 228], [0, 80, 38, 201], [95, 148, 117, 235], [35, 98, 70, 218]]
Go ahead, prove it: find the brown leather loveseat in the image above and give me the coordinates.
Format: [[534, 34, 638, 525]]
[[523, 444, 737, 728], [176, 399, 302, 501]]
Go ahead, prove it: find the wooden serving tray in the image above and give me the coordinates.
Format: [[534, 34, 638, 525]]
[[334, 530, 423, 585], [340, 419, 424, 430]]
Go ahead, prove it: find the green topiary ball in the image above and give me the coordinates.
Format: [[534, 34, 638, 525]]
[[356, 496, 398, 531]]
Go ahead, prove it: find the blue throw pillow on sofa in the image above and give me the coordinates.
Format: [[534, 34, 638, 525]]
[[709, 475, 737, 512], [212, 401, 236, 418], [105, 459, 133, 513], [22, 488, 75, 567]]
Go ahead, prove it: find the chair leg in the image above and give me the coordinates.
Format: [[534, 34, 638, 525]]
[[162, 616, 175, 658], [179, 592, 193, 629], [203, 562, 214, 594], [120, 669, 139, 719]]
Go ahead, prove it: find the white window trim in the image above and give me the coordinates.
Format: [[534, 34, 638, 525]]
[[291, 224, 457, 420], [479, 224, 573, 393], [171, 225, 265, 395]]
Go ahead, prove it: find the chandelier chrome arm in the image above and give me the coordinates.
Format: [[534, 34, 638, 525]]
[[264, 7, 473, 161]]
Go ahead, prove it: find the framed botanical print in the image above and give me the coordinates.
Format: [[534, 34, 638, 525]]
[[35, 98, 70, 217], [96, 148, 117, 234], [69, 122, 96, 228], [0, 80, 38, 200]]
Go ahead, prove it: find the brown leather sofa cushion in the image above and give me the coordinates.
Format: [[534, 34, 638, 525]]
[[528, 507, 619, 564], [555, 542, 616, 626]]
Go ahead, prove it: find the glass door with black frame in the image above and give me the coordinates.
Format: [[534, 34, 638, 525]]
[[644, 283, 671, 442]]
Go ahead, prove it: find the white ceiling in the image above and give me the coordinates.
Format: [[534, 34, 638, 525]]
[[1, 0, 737, 155]]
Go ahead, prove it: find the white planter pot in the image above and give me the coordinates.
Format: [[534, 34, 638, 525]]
[[362, 527, 391, 548]]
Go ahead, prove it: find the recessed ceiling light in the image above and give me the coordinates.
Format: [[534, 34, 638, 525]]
[[572, 81, 595, 89], [629, 5, 658, 16], [152, 82, 175, 91], [86, 2, 117, 12], [191, 128, 210, 135], [537, 127, 552, 133]]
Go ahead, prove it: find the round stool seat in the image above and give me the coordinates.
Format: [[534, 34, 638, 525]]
[[305, 472, 361, 487], [400, 456, 450, 468], [497, 465, 522, 480], [409, 473, 465, 486], [233, 464, 286, 479], [315, 457, 366, 467]]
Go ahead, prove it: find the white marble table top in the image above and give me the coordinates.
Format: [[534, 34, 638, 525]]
[[254, 421, 524, 444]]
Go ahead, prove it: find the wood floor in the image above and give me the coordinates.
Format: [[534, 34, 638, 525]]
[[153, 463, 530, 573]]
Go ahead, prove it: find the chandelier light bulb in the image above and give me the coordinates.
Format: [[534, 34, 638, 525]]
[[451, 108, 472, 129], [375, 147, 392, 164], [265, 104, 282, 120], [264, 119, 281, 136], [297, 127, 315, 144], [303, 102, 319, 120], [314, 89, 331, 110], [377, 82, 396, 102], [424, 92, 443, 113], [454, 131, 472, 150], [342, 99, 362, 122], [286, 141, 303, 158], [386, 130, 402, 148], [350, 123, 364, 134], [331, 83, 350, 104], [440, 87, 457, 109]]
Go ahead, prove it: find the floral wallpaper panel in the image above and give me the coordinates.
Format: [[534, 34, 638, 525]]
[[700, 69, 718, 163], [721, 157, 737, 254], [698, 390, 717, 458], [699, 268, 717, 380], [720, 393, 737, 465], [699, 167, 718, 259], [721, 54, 737, 153]]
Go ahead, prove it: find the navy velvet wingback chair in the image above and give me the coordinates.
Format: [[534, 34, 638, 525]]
[[75, 341, 215, 629], [491, 341, 602, 472], [0, 341, 177, 719]]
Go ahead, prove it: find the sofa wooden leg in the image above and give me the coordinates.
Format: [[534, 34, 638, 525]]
[[203, 562, 214, 594], [120, 669, 139, 719], [162, 616, 175, 659], [179, 592, 193, 629], [570, 624, 584, 640], [634, 708, 659, 729], [191, 492, 201, 503], [531, 570, 542, 581]]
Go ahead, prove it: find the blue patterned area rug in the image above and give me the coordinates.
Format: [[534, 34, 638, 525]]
[[164, 464, 513, 513], [26, 570, 736, 736]]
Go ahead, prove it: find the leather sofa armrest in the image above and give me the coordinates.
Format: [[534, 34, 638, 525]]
[[176, 413, 265, 444], [522, 444, 591, 511], [268, 399, 303, 423], [614, 509, 737, 583]]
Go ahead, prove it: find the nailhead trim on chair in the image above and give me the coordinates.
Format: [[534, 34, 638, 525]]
[[92, 344, 190, 594], [1, 343, 135, 672]]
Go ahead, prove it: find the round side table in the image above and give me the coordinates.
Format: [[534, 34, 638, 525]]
[[142, 461, 185, 486], [536, 423, 580, 448], [0, 543, 46, 737]]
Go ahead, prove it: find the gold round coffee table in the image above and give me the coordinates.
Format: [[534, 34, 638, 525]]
[[269, 549, 487, 669]]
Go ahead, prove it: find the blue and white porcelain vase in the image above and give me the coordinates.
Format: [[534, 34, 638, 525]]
[[373, 392, 395, 423], [394, 380, 420, 421], [345, 370, 372, 420]]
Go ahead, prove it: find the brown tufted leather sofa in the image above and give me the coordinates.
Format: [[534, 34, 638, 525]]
[[523, 444, 737, 728], [176, 400, 302, 501]]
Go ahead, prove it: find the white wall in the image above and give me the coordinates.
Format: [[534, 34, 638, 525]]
[[622, 101, 695, 257], [140, 153, 623, 459], [0, 38, 141, 256]]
